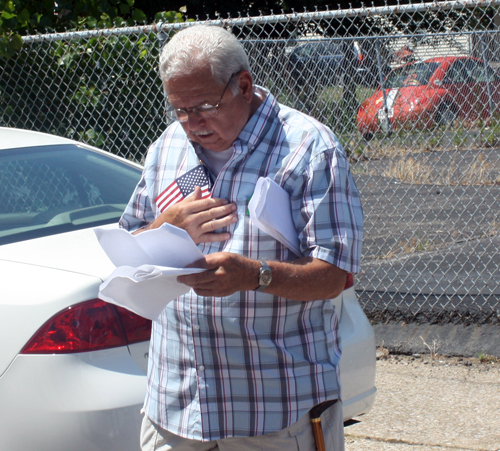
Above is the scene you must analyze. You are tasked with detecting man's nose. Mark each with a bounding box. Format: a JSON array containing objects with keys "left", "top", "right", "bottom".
[{"left": 186, "top": 111, "right": 205, "bottom": 130}]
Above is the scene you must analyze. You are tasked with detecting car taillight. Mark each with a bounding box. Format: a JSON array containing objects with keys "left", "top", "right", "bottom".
[
  {"left": 344, "top": 273, "right": 354, "bottom": 290},
  {"left": 21, "top": 299, "right": 151, "bottom": 354}
]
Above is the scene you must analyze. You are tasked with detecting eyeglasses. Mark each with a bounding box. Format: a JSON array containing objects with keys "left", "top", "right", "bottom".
[{"left": 166, "top": 72, "right": 241, "bottom": 123}]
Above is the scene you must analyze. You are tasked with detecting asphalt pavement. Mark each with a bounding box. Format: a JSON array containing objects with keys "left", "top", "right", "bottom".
[
  {"left": 353, "top": 146, "right": 500, "bottom": 325},
  {"left": 344, "top": 349, "right": 500, "bottom": 451}
]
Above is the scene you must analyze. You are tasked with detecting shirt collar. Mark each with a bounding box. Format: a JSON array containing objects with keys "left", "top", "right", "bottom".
[{"left": 236, "top": 86, "right": 279, "bottom": 153}]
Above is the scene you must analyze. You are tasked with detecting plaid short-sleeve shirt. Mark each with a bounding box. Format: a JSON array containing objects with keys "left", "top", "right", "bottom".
[{"left": 119, "top": 88, "right": 363, "bottom": 441}]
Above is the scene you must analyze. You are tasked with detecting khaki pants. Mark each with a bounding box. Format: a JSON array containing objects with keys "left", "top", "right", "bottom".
[{"left": 140, "top": 402, "right": 344, "bottom": 451}]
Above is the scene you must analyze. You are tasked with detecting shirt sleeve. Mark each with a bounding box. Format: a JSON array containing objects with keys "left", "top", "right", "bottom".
[
  {"left": 292, "top": 143, "right": 364, "bottom": 274},
  {"left": 119, "top": 169, "right": 155, "bottom": 232}
]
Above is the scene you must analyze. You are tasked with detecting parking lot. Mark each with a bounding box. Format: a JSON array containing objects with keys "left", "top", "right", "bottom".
[
  {"left": 353, "top": 143, "right": 500, "bottom": 325},
  {"left": 345, "top": 351, "right": 500, "bottom": 451}
]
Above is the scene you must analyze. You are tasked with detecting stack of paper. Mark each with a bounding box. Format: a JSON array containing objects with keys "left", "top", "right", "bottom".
[
  {"left": 94, "top": 223, "right": 205, "bottom": 320},
  {"left": 248, "top": 177, "right": 302, "bottom": 257}
]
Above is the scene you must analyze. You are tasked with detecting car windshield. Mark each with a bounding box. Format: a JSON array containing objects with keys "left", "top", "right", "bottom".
[
  {"left": 293, "top": 41, "right": 343, "bottom": 57},
  {"left": 0, "top": 144, "right": 141, "bottom": 245},
  {"left": 385, "top": 61, "right": 440, "bottom": 88}
]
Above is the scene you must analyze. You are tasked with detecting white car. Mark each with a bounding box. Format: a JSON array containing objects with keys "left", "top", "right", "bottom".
[{"left": 0, "top": 127, "right": 376, "bottom": 451}]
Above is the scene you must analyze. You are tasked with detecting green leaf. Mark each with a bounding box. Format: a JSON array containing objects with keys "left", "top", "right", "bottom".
[
  {"left": 10, "top": 32, "right": 22, "bottom": 50},
  {"left": 86, "top": 17, "right": 97, "bottom": 28},
  {"left": 131, "top": 8, "right": 146, "bottom": 23},
  {"left": 3, "top": 1, "right": 15, "bottom": 13},
  {"left": 155, "top": 11, "right": 184, "bottom": 23},
  {"left": 17, "top": 8, "right": 30, "bottom": 26},
  {"left": 1, "top": 11, "right": 17, "bottom": 20},
  {"left": 119, "top": 3, "right": 129, "bottom": 14}
]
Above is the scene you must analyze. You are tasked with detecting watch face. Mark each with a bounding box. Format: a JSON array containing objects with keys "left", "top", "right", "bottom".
[{"left": 260, "top": 269, "right": 272, "bottom": 285}]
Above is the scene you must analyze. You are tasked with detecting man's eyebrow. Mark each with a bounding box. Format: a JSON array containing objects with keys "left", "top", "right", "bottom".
[{"left": 168, "top": 98, "right": 215, "bottom": 109}]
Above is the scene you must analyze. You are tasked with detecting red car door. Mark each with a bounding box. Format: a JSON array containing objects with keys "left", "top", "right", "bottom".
[
  {"left": 467, "top": 59, "right": 500, "bottom": 118},
  {"left": 442, "top": 58, "right": 480, "bottom": 120}
]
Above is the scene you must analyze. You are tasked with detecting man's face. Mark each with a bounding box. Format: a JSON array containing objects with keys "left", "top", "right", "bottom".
[{"left": 165, "top": 69, "right": 253, "bottom": 152}]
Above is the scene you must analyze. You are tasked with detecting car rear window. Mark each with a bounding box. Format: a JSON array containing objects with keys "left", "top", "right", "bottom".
[{"left": 0, "top": 144, "right": 141, "bottom": 245}]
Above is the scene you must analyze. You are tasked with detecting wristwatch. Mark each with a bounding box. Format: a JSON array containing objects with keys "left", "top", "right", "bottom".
[{"left": 255, "top": 259, "right": 272, "bottom": 291}]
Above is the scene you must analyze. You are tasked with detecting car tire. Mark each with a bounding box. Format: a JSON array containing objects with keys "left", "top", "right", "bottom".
[{"left": 435, "top": 103, "right": 458, "bottom": 128}]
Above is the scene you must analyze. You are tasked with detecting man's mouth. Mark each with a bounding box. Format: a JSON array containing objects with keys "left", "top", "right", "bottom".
[{"left": 193, "top": 130, "right": 213, "bottom": 137}]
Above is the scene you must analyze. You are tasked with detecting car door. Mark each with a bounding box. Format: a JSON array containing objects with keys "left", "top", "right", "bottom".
[
  {"left": 316, "top": 41, "right": 343, "bottom": 85},
  {"left": 467, "top": 59, "right": 500, "bottom": 118},
  {"left": 442, "top": 59, "right": 480, "bottom": 119}
]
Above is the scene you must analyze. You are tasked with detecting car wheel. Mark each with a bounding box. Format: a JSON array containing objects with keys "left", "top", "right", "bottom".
[{"left": 436, "top": 103, "right": 458, "bottom": 128}]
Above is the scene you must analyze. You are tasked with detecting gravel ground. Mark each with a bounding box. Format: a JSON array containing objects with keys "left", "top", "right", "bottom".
[{"left": 344, "top": 349, "right": 500, "bottom": 451}]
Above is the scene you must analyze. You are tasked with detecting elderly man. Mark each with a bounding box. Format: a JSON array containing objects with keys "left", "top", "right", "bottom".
[{"left": 120, "top": 24, "right": 363, "bottom": 451}]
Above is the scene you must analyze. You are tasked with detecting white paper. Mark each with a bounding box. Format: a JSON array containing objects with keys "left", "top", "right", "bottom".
[
  {"left": 94, "top": 222, "right": 204, "bottom": 268},
  {"left": 98, "top": 265, "right": 205, "bottom": 320},
  {"left": 248, "top": 177, "right": 302, "bottom": 256},
  {"left": 94, "top": 223, "right": 206, "bottom": 319}
]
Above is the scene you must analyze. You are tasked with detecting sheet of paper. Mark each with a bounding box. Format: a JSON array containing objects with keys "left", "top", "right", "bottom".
[
  {"left": 248, "top": 177, "right": 302, "bottom": 256},
  {"left": 94, "top": 222, "right": 204, "bottom": 268},
  {"left": 98, "top": 265, "right": 205, "bottom": 320},
  {"left": 94, "top": 223, "right": 206, "bottom": 320}
]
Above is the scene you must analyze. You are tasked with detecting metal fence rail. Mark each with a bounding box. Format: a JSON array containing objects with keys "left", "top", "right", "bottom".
[{"left": 1, "top": 0, "right": 499, "bottom": 324}]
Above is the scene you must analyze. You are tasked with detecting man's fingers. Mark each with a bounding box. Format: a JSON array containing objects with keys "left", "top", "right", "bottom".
[
  {"left": 184, "top": 187, "right": 230, "bottom": 211},
  {"left": 205, "top": 213, "right": 238, "bottom": 232},
  {"left": 186, "top": 186, "right": 201, "bottom": 201},
  {"left": 178, "top": 268, "right": 216, "bottom": 286},
  {"left": 198, "top": 232, "right": 231, "bottom": 243}
]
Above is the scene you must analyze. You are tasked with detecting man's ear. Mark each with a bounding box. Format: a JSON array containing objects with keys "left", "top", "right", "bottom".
[{"left": 237, "top": 70, "right": 254, "bottom": 103}]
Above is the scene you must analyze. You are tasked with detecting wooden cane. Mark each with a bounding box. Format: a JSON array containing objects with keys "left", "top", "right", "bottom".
[
  {"left": 309, "top": 400, "right": 337, "bottom": 451},
  {"left": 310, "top": 417, "right": 326, "bottom": 451}
]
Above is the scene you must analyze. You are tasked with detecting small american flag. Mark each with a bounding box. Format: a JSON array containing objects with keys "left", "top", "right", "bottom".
[{"left": 155, "top": 165, "right": 211, "bottom": 213}]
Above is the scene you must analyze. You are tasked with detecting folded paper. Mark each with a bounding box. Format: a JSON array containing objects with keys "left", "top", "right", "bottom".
[
  {"left": 94, "top": 223, "right": 205, "bottom": 320},
  {"left": 248, "top": 177, "right": 302, "bottom": 257}
]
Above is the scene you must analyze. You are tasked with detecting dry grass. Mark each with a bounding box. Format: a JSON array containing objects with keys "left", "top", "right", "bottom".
[
  {"left": 380, "top": 152, "right": 500, "bottom": 185},
  {"left": 383, "top": 237, "right": 436, "bottom": 259}
]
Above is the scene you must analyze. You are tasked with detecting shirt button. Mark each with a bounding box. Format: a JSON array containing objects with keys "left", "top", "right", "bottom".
[
  {"left": 194, "top": 324, "right": 200, "bottom": 330},
  {"left": 199, "top": 365, "right": 205, "bottom": 371}
]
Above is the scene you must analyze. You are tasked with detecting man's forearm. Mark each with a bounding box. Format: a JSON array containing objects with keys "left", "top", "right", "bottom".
[{"left": 261, "top": 257, "right": 347, "bottom": 301}]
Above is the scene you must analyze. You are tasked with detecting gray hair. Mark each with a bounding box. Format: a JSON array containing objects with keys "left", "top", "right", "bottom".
[{"left": 159, "top": 25, "right": 251, "bottom": 93}]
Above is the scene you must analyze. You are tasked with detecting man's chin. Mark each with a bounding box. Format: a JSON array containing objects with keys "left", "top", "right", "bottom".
[{"left": 192, "top": 134, "right": 228, "bottom": 152}]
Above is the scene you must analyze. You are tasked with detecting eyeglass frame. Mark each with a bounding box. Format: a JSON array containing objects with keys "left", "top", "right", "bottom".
[{"left": 166, "top": 71, "right": 242, "bottom": 123}]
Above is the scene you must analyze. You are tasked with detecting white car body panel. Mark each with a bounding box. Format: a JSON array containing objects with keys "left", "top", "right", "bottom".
[
  {"left": 1, "top": 351, "right": 146, "bottom": 451},
  {"left": 0, "top": 228, "right": 149, "bottom": 451},
  {"left": 0, "top": 226, "right": 115, "bottom": 278},
  {"left": 0, "top": 126, "right": 78, "bottom": 149},
  {"left": 337, "top": 287, "right": 377, "bottom": 420}
]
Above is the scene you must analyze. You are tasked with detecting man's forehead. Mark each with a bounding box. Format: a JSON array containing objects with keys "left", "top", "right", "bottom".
[{"left": 165, "top": 73, "right": 221, "bottom": 104}]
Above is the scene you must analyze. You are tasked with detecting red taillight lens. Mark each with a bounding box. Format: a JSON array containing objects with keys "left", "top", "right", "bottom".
[
  {"left": 115, "top": 306, "right": 153, "bottom": 345},
  {"left": 344, "top": 273, "right": 354, "bottom": 290},
  {"left": 21, "top": 299, "right": 151, "bottom": 354}
]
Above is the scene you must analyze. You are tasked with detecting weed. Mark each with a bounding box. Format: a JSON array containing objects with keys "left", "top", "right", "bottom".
[
  {"left": 420, "top": 336, "right": 439, "bottom": 362},
  {"left": 452, "top": 124, "right": 468, "bottom": 148},
  {"left": 477, "top": 353, "right": 500, "bottom": 364}
]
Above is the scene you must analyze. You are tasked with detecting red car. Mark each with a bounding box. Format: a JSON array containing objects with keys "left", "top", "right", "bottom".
[{"left": 357, "top": 56, "right": 500, "bottom": 140}]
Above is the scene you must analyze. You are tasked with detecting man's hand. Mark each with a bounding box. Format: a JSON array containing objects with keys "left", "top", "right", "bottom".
[
  {"left": 178, "top": 253, "right": 260, "bottom": 297},
  {"left": 134, "top": 186, "right": 238, "bottom": 244},
  {"left": 178, "top": 253, "right": 348, "bottom": 301}
]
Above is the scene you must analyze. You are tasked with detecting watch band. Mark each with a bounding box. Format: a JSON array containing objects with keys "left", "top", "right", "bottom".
[{"left": 255, "top": 259, "right": 272, "bottom": 292}]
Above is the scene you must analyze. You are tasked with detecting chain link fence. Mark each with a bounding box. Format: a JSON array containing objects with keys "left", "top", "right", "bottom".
[{"left": 1, "top": 0, "right": 499, "bottom": 325}]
